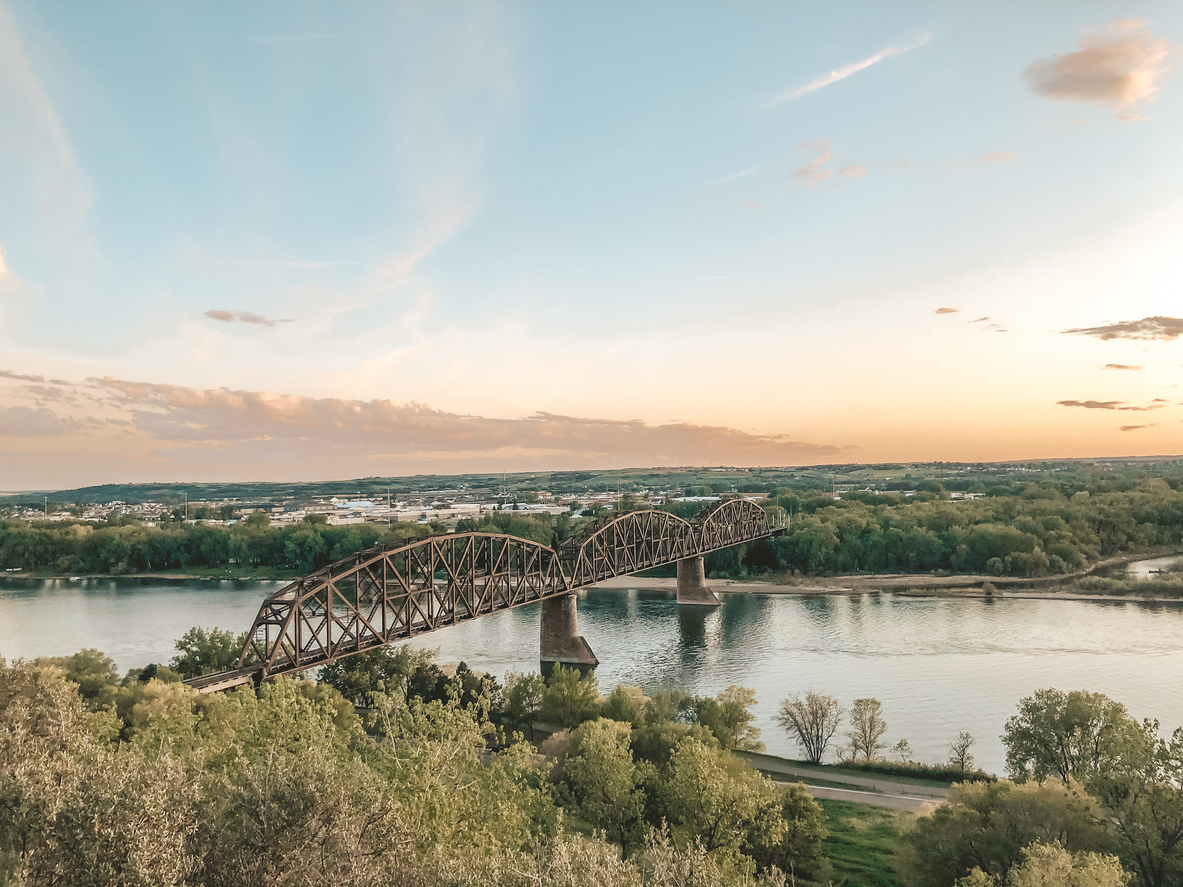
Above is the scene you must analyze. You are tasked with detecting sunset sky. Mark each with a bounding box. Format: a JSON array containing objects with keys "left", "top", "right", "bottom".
[{"left": 1, "top": 3, "right": 1181, "bottom": 489}]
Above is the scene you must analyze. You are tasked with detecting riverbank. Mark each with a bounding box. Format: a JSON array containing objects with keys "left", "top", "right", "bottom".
[
  {"left": 5, "top": 548, "right": 1179, "bottom": 597},
  {"left": 0, "top": 566, "right": 300, "bottom": 582},
  {"left": 593, "top": 548, "right": 1183, "bottom": 601}
]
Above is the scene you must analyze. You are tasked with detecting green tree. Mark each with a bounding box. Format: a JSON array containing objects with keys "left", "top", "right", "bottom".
[
  {"left": 898, "top": 779, "right": 1112, "bottom": 887},
  {"left": 503, "top": 670, "right": 547, "bottom": 740},
  {"left": 1004, "top": 689, "right": 1150, "bottom": 784},
  {"left": 658, "top": 737, "right": 783, "bottom": 857},
  {"left": 169, "top": 626, "right": 244, "bottom": 678},
  {"left": 540, "top": 665, "right": 601, "bottom": 728},
  {"left": 745, "top": 781, "right": 828, "bottom": 881},
  {"left": 958, "top": 842, "right": 1130, "bottom": 887},
  {"left": 601, "top": 684, "right": 649, "bottom": 728},
  {"left": 693, "top": 686, "right": 764, "bottom": 752},
  {"left": 35, "top": 648, "right": 119, "bottom": 709},
  {"left": 1091, "top": 726, "right": 1183, "bottom": 887},
  {"left": 561, "top": 718, "right": 647, "bottom": 854}
]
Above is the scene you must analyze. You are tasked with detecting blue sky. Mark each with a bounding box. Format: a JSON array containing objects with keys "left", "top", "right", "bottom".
[{"left": 1, "top": 2, "right": 1181, "bottom": 487}]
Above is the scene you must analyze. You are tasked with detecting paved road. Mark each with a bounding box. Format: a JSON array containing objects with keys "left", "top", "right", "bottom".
[{"left": 738, "top": 751, "right": 949, "bottom": 812}]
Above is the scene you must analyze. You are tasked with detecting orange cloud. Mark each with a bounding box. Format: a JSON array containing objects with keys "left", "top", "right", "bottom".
[
  {"left": 0, "top": 405, "right": 77, "bottom": 436},
  {"left": 1063, "top": 316, "right": 1183, "bottom": 341},
  {"left": 794, "top": 138, "right": 834, "bottom": 183},
  {"left": 1, "top": 369, "right": 70, "bottom": 385},
  {"left": 204, "top": 309, "right": 292, "bottom": 327},
  {"left": 1024, "top": 20, "right": 1172, "bottom": 111},
  {"left": 1102, "top": 364, "right": 1142, "bottom": 371},
  {"left": 935, "top": 307, "right": 958, "bottom": 315},
  {"left": 92, "top": 377, "right": 849, "bottom": 466},
  {"left": 1057, "top": 400, "right": 1165, "bottom": 412}
]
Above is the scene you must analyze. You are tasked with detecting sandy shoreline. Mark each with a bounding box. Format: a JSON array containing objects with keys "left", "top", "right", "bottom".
[{"left": 591, "top": 548, "right": 1182, "bottom": 603}]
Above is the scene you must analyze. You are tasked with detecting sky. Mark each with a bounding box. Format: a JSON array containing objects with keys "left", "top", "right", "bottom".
[{"left": 1, "top": 2, "right": 1181, "bottom": 489}]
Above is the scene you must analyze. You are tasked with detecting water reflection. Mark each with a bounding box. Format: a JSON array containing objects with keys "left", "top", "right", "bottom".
[{"left": 3, "top": 578, "right": 1183, "bottom": 775}]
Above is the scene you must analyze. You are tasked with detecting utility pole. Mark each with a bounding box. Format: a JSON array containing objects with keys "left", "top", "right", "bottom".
[
  {"left": 184, "top": 492, "right": 188, "bottom": 521},
  {"left": 44, "top": 496, "right": 48, "bottom": 516}
]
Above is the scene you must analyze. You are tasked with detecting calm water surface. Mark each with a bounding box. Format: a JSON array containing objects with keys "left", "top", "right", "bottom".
[{"left": 3, "top": 575, "right": 1182, "bottom": 776}]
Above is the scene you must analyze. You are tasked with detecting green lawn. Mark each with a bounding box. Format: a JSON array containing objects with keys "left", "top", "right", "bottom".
[{"left": 819, "top": 799, "right": 914, "bottom": 887}]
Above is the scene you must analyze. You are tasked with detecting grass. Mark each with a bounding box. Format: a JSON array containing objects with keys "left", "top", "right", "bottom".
[{"left": 819, "top": 798, "right": 913, "bottom": 887}]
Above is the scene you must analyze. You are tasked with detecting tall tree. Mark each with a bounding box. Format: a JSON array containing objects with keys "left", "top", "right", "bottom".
[
  {"left": 847, "top": 698, "right": 888, "bottom": 762},
  {"left": 1004, "top": 689, "right": 1150, "bottom": 784},
  {"left": 777, "top": 693, "right": 843, "bottom": 764}
]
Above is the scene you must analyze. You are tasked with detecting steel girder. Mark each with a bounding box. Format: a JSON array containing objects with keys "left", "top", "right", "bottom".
[
  {"left": 227, "top": 499, "right": 772, "bottom": 683},
  {"left": 238, "top": 532, "right": 568, "bottom": 678}
]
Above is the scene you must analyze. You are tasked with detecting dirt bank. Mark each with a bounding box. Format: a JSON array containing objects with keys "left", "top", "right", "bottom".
[{"left": 591, "top": 548, "right": 1182, "bottom": 603}]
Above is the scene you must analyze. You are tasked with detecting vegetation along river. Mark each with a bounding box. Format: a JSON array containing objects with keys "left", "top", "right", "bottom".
[{"left": 3, "top": 557, "right": 1182, "bottom": 776}]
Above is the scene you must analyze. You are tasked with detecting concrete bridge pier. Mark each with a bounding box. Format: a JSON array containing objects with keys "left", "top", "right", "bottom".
[
  {"left": 677, "top": 556, "right": 721, "bottom": 606},
  {"left": 540, "top": 593, "right": 598, "bottom": 671}
]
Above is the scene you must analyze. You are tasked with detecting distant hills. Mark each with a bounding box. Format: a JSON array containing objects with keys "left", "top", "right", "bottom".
[{"left": 2, "top": 457, "right": 1180, "bottom": 506}]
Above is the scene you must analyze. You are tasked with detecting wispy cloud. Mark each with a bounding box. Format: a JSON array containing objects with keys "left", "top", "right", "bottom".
[
  {"left": 974, "top": 152, "right": 1018, "bottom": 164},
  {"left": 1121, "top": 424, "right": 1152, "bottom": 432},
  {"left": 251, "top": 34, "right": 342, "bottom": 44},
  {"left": 703, "top": 166, "right": 759, "bottom": 188},
  {"left": 935, "top": 307, "right": 959, "bottom": 315},
  {"left": 1063, "top": 316, "right": 1183, "bottom": 341},
  {"left": 1057, "top": 399, "right": 1166, "bottom": 411},
  {"left": 0, "top": 369, "right": 70, "bottom": 385},
  {"left": 204, "top": 309, "right": 293, "bottom": 327},
  {"left": 794, "top": 138, "right": 833, "bottom": 183},
  {"left": 1024, "top": 20, "right": 1172, "bottom": 114},
  {"left": 1102, "top": 364, "right": 1142, "bottom": 371},
  {"left": 776, "top": 34, "right": 931, "bottom": 103}
]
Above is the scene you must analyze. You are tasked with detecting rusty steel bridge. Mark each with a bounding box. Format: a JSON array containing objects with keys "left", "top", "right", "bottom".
[{"left": 187, "top": 499, "right": 775, "bottom": 693}]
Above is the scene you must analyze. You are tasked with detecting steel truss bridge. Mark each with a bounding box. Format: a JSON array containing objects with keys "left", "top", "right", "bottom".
[{"left": 187, "top": 499, "right": 774, "bottom": 693}]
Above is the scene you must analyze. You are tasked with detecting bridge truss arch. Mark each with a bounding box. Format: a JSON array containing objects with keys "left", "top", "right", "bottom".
[
  {"left": 236, "top": 532, "right": 568, "bottom": 681},
  {"left": 189, "top": 499, "right": 776, "bottom": 691},
  {"left": 559, "top": 509, "right": 696, "bottom": 588},
  {"left": 690, "top": 498, "right": 771, "bottom": 551}
]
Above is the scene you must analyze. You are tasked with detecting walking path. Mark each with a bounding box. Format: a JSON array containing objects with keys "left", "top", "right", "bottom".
[{"left": 736, "top": 751, "right": 949, "bottom": 812}]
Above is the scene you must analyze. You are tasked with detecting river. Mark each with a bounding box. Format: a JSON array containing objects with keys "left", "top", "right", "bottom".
[{"left": 3, "top": 560, "right": 1182, "bottom": 776}]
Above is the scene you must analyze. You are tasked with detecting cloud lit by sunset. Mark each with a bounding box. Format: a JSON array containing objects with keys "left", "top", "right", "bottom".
[{"left": 1, "top": 5, "right": 1181, "bottom": 489}]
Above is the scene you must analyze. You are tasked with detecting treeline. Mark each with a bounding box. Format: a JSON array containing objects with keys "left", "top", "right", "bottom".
[
  {"left": 4, "top": 477, "right": 1182, "bottom": 579},
  {"left": 0, "top": 514, "right": 440, "bottom": 574},
  {"left": 712, "top": 479, "right": 1183, "bottom": 578},
  {"left": 0, "top": 510, "right": 572, "bottom": 575}
]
